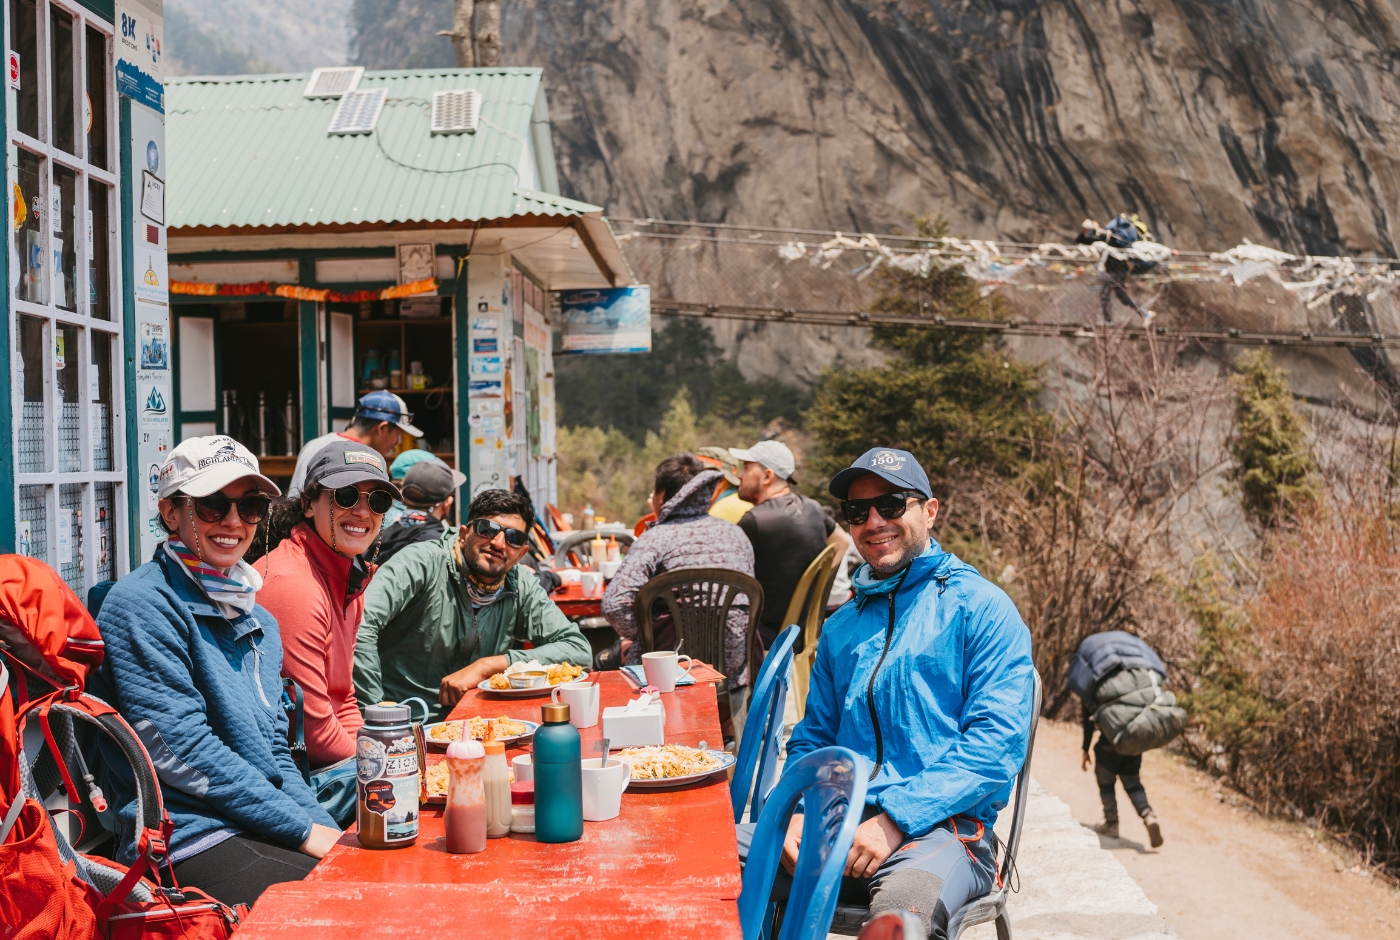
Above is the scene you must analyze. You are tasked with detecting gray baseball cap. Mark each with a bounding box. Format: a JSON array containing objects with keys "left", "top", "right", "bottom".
[
  {"left": 729, "top": 441, "right": 796, "bottom": 480},
  {"left": 303, "top": 439, "right": 402, "bottom": 498},
  {"left": 400, "top": 459, "right": 466, "bottom": 509}
]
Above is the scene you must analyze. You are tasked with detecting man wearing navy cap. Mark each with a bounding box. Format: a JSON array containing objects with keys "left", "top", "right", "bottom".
[
  {"left": 287, "top": 391, "right": 424, "bottom": 498},
  {"left": 738, "top": 448, "right": 1036, "bottom": 940}
]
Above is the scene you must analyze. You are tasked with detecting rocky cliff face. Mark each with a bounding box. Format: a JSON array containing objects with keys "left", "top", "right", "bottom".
[{"left": 500, "top": 0, "right": 1400, "bottom": 257}]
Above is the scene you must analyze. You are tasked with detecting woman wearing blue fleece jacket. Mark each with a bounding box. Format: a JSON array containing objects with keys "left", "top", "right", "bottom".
[{"left": 89, "top": 436, "right": 338, "bottom": 907}]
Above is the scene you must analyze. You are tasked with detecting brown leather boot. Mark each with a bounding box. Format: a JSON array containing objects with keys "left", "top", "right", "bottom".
[
  {"left": 1143, "top": 813, "right": 1163, "bottom": 848},
  {"left": 1092, "top": 819, "right": 1119, "bottom": 838}
]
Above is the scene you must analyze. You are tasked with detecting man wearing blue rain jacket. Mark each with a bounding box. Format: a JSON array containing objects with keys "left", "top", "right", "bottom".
[{"left": 739, "top": 447, "right": 1034, "bottom": 940}]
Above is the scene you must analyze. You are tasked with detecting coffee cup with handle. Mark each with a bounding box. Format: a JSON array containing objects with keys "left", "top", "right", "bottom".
[
  {"left": 581, "top": 757, "right": 631, "bottom": 821},
  {"left": 551, "top": 680, "right": 600, "bottom": 729},
  {"left": 640, "top": 650, "right": 693, "bottom": 693}
]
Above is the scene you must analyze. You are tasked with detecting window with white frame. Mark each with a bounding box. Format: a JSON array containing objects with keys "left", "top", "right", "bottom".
[{"left": 9, "top": 0, "right": 123, "bottom": 594}]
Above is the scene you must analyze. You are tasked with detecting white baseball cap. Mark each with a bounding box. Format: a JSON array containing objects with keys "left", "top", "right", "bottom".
[
  {"left": 157, "top": 435, "right": 281, "bottom": 500},
  {"left": 729, "top": 441, "right": 796, "bottom": 481}
]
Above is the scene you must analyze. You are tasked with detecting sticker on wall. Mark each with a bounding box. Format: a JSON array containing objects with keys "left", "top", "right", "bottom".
[
  {"left": 472, "top": 337, "right": 498, "bottom": 353},
  {"left": 468, "top": 412, "right": 483, "bottom": 427},
  {"left": 16, "top": 520, "right": 31, "bottom": 557},
  {"left": 135, "top": 249, "right": 168, "bottom": 305},
  {"left": 471, "top": 317, "right": 497, "bottom": 332},
  {"left": 140, "top": 171, "right": 164, "bottom": 225},
  {"left": 468, "top": 380, "right": 502, "bottom": 397},
  {"left": 146, "top": 462, "right": 161, "bottom": 510},
  {"left": 470, "top": 356, "right": 501, "bottom": 377},
  {"left": 139, "top": 381, "right": 171, "bottom": 428},
  {"left": 116, "top": 2, "right": 164, "bottom": 112},
  {"left": 56, "top": 512, "right": 72, "bottom": 566},
  {"left": 139, "top": 321, "right": 169, "bottom": 370}
]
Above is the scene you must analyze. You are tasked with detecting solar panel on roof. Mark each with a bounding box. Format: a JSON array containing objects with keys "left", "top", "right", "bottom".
[
  {"left": 304, "top": 66, "right": 364, "bottom": 99},
  {"left": 430, "top": 90, "right": 481, "bottom": 135},
  {"left": 327, "top": 89, "right": 387, "bottom": 135}
]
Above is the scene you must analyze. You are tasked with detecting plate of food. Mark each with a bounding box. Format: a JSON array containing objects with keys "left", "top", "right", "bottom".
[
  {"left": 477, "top": 660, "right": 588, "bottom": 697},
  {"left": 424, "top": 760, "right": 448, "bottom": 803},
  {"left": 613, "top": 744, "right": 736, "bottom": 788},
  {"left": 424, "top": 716, "right": 539, "bottom": 748}
]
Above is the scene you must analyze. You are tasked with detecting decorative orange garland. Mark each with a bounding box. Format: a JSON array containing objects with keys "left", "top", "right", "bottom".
[{"left": 169, "top": 276, "right": 440, "bottom": 303}]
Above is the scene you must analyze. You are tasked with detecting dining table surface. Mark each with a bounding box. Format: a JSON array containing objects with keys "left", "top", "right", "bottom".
[
  {"left": 236, "top": 672, "right": 744, "bottom": 938},
  {"left": 549, "top": 573, "right": 606, "bottom": 619}
]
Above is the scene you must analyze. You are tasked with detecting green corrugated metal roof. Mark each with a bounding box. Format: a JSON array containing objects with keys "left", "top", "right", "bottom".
[{"left": 166, "top": 68, "right": 601, "bottom": 231}]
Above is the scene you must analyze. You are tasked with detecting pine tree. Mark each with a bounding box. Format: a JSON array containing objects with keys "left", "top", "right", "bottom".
[{"left": 1227, "top": 350, "right": 1318, "bottom": 527}]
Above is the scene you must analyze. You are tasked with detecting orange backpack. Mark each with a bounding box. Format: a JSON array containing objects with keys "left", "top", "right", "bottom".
[{"left": 0, "top": 555, "right": 244, "bottom": 939}]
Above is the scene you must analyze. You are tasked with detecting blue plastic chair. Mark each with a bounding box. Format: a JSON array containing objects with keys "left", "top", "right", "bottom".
[
  {"left": 732, "top": 623, "right": 799, "bottom": 823},
  {"left": 738, "top": 746, "right": 869, "bottom": 940}
]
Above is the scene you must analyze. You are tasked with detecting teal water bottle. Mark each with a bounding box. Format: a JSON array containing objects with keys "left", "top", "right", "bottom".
[{"left": 533, "top": 702, "right": 583, "bottom": 842}]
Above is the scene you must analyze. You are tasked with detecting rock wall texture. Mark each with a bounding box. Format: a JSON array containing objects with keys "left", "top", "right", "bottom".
[{"left": 500, "top": 0, "right": 1400, "bottom": 257}]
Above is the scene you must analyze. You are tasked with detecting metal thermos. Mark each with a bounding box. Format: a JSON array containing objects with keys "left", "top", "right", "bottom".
[
  {"left": 283, "top": 392, "right": 297, "bottom": 455},
  {"left": 256, "top": 392, "right": 269, "bottom": 457},
  {"left": 533, "top": 703, "right": 583, "bottom": 843},
  {"left": 221, "top": 389, "right": 234, "bottom": 438}
]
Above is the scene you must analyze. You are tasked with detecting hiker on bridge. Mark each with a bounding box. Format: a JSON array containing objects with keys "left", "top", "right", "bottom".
[
  {"left": 1076, "top": 215, "right": 1156, "bottom": 324},
  {"left": 1068, "top": 631, "right": 1187, "bottom": 849}
]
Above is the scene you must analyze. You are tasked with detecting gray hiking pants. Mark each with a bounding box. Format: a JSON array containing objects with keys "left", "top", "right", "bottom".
[{"left": 737, "top": 806, "right": 997, "bottom": 939}]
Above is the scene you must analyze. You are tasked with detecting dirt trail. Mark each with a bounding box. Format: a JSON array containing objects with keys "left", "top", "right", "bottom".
[{"left": 1032, "top": 721, "right": 1400, "bottom": 939}]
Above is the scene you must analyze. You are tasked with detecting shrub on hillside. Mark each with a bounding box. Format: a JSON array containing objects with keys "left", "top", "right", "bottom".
[
  {"left": 1233, "top": 508, "right": 1400, "bottom": 864},
  {"left": 1227, "top": 349, "right": 1318, "bottom": 527}
]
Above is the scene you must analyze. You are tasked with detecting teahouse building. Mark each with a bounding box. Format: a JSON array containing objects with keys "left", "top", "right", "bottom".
[{"left": 162, "top": 67, "right": 632, "bottom": 561}]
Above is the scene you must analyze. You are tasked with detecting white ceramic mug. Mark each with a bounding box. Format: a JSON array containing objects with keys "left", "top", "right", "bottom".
[
  {"left": 581, "top": 757, "right": 631, "bottom": 821},
  {"left": 641, "top": 651, "right": 694, "bottom": 693},
  {"left": 551, "top": 680, "right": 600, "bottom": 729},
  {"left": 511, "top": 753, "right": 533, "bottom": 782},
  {"left": 581, "top": 571, "right": 605, "bottom": 597}
]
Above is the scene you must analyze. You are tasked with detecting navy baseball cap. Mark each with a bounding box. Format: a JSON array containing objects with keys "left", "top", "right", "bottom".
[
  {"left": 828, "top": 448, "right": 932, "bottom": 500},
  {"left": 356, "top": 391, "right": 423, "bottom": 438}
]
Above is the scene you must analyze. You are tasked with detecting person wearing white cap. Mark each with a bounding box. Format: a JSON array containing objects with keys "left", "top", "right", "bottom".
[
  {"left": 729, "top": 440, "right": 848, "bottom": 650},
  {"left": 286, "top": 390, "right": 424, "bottom": 498},
  {"left": 88, "top": 436, "right": 339, "bottom": 907}
]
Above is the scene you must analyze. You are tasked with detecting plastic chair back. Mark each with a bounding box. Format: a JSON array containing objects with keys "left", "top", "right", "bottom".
[
  {"left": 732, "top": 624, "right": 799, "bottom": 823},
  {"left": 739, "top": 747, "right": 868, "bottom": 940},
  {"left": 635, "top": 568, "right": 764, "bottom": 680},
  {"left": 778, "top": 546, "right": 834, "bottom": 636},
  {"left": 791, "top": 545, "right": 841, "bottom": 720}
]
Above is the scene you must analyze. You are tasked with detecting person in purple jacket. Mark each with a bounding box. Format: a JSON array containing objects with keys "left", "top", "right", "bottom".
[{"left": 599, "top": 455, "right": 755, "bottom": 727}]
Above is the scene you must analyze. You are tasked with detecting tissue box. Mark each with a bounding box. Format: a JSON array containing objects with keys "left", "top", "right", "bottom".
[{"left": 602, "top": 698, "right": 667, "bottom": 748}]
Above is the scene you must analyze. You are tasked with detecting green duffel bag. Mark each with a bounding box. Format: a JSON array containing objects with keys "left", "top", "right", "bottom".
[{"left": 1094, "top": 667, "right": 1187, "bottom": 755}]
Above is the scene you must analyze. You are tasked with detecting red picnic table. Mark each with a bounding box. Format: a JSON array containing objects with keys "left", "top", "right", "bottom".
[
  {"left": 235, "top": 673, "right": 743, "bottom": 939},
  {"left": 549, "top": 575, "right": 604, "bottom": 619}
]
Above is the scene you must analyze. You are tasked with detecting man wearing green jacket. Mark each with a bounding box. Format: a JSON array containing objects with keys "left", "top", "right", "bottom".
[{"left": 354, "top": 488, "right": 590, "bottom": 721}]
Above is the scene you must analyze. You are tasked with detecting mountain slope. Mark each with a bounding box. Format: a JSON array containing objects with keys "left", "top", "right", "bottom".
[{"left": 482, "top": 0, "right": 1400, "bottom": 256}]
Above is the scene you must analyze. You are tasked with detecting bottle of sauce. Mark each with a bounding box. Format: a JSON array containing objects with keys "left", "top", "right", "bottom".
[
  {"left": 582, "top": 503, "right": 595, "bottom": 530},
  {"left": 533, "top": 703, "right": 583, "bottom": 843},
  {"left": 355, "top": 704, "right": 419, "bottom": 849},
  {"left": 510, "top": 781, "right": 535, "bottom": 834},
  {"left": 444, "top": 740, "right": 487, "bottom": 854},
  {"left": 483, "top": 740, "right": 512, "bottom": 838},
  {"left": 606, "top": 534, "right": 620, "bottom": 562},
  {"left": 589, "top": 532, "right": 607, "bottom": 572}
]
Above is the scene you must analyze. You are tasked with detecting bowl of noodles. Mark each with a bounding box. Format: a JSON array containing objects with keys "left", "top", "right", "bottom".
[
  {"left": 613, "top": 744, "right": 735, "bottom": 788},
  {"left": 424, "top": 716, "right": 537, "bottom": 748}
]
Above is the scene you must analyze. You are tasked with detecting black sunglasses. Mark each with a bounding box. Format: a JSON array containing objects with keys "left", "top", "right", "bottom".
[
  {"left": 471, "top": 517, "right": 530, "bottom": 548},
  {"left": 331, "top": 486, "right": 394, "bottom": 515},
  {"left": 840, "top": 491, "right": 925, "bottom": 526},
  {"left": 179, "top": 493, "right": 272, "bottom": 525}
]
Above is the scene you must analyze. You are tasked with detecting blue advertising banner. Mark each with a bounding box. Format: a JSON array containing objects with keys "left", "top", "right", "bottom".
[{"left": 558, "top": 285, "right": 651, "bottom": 354}]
